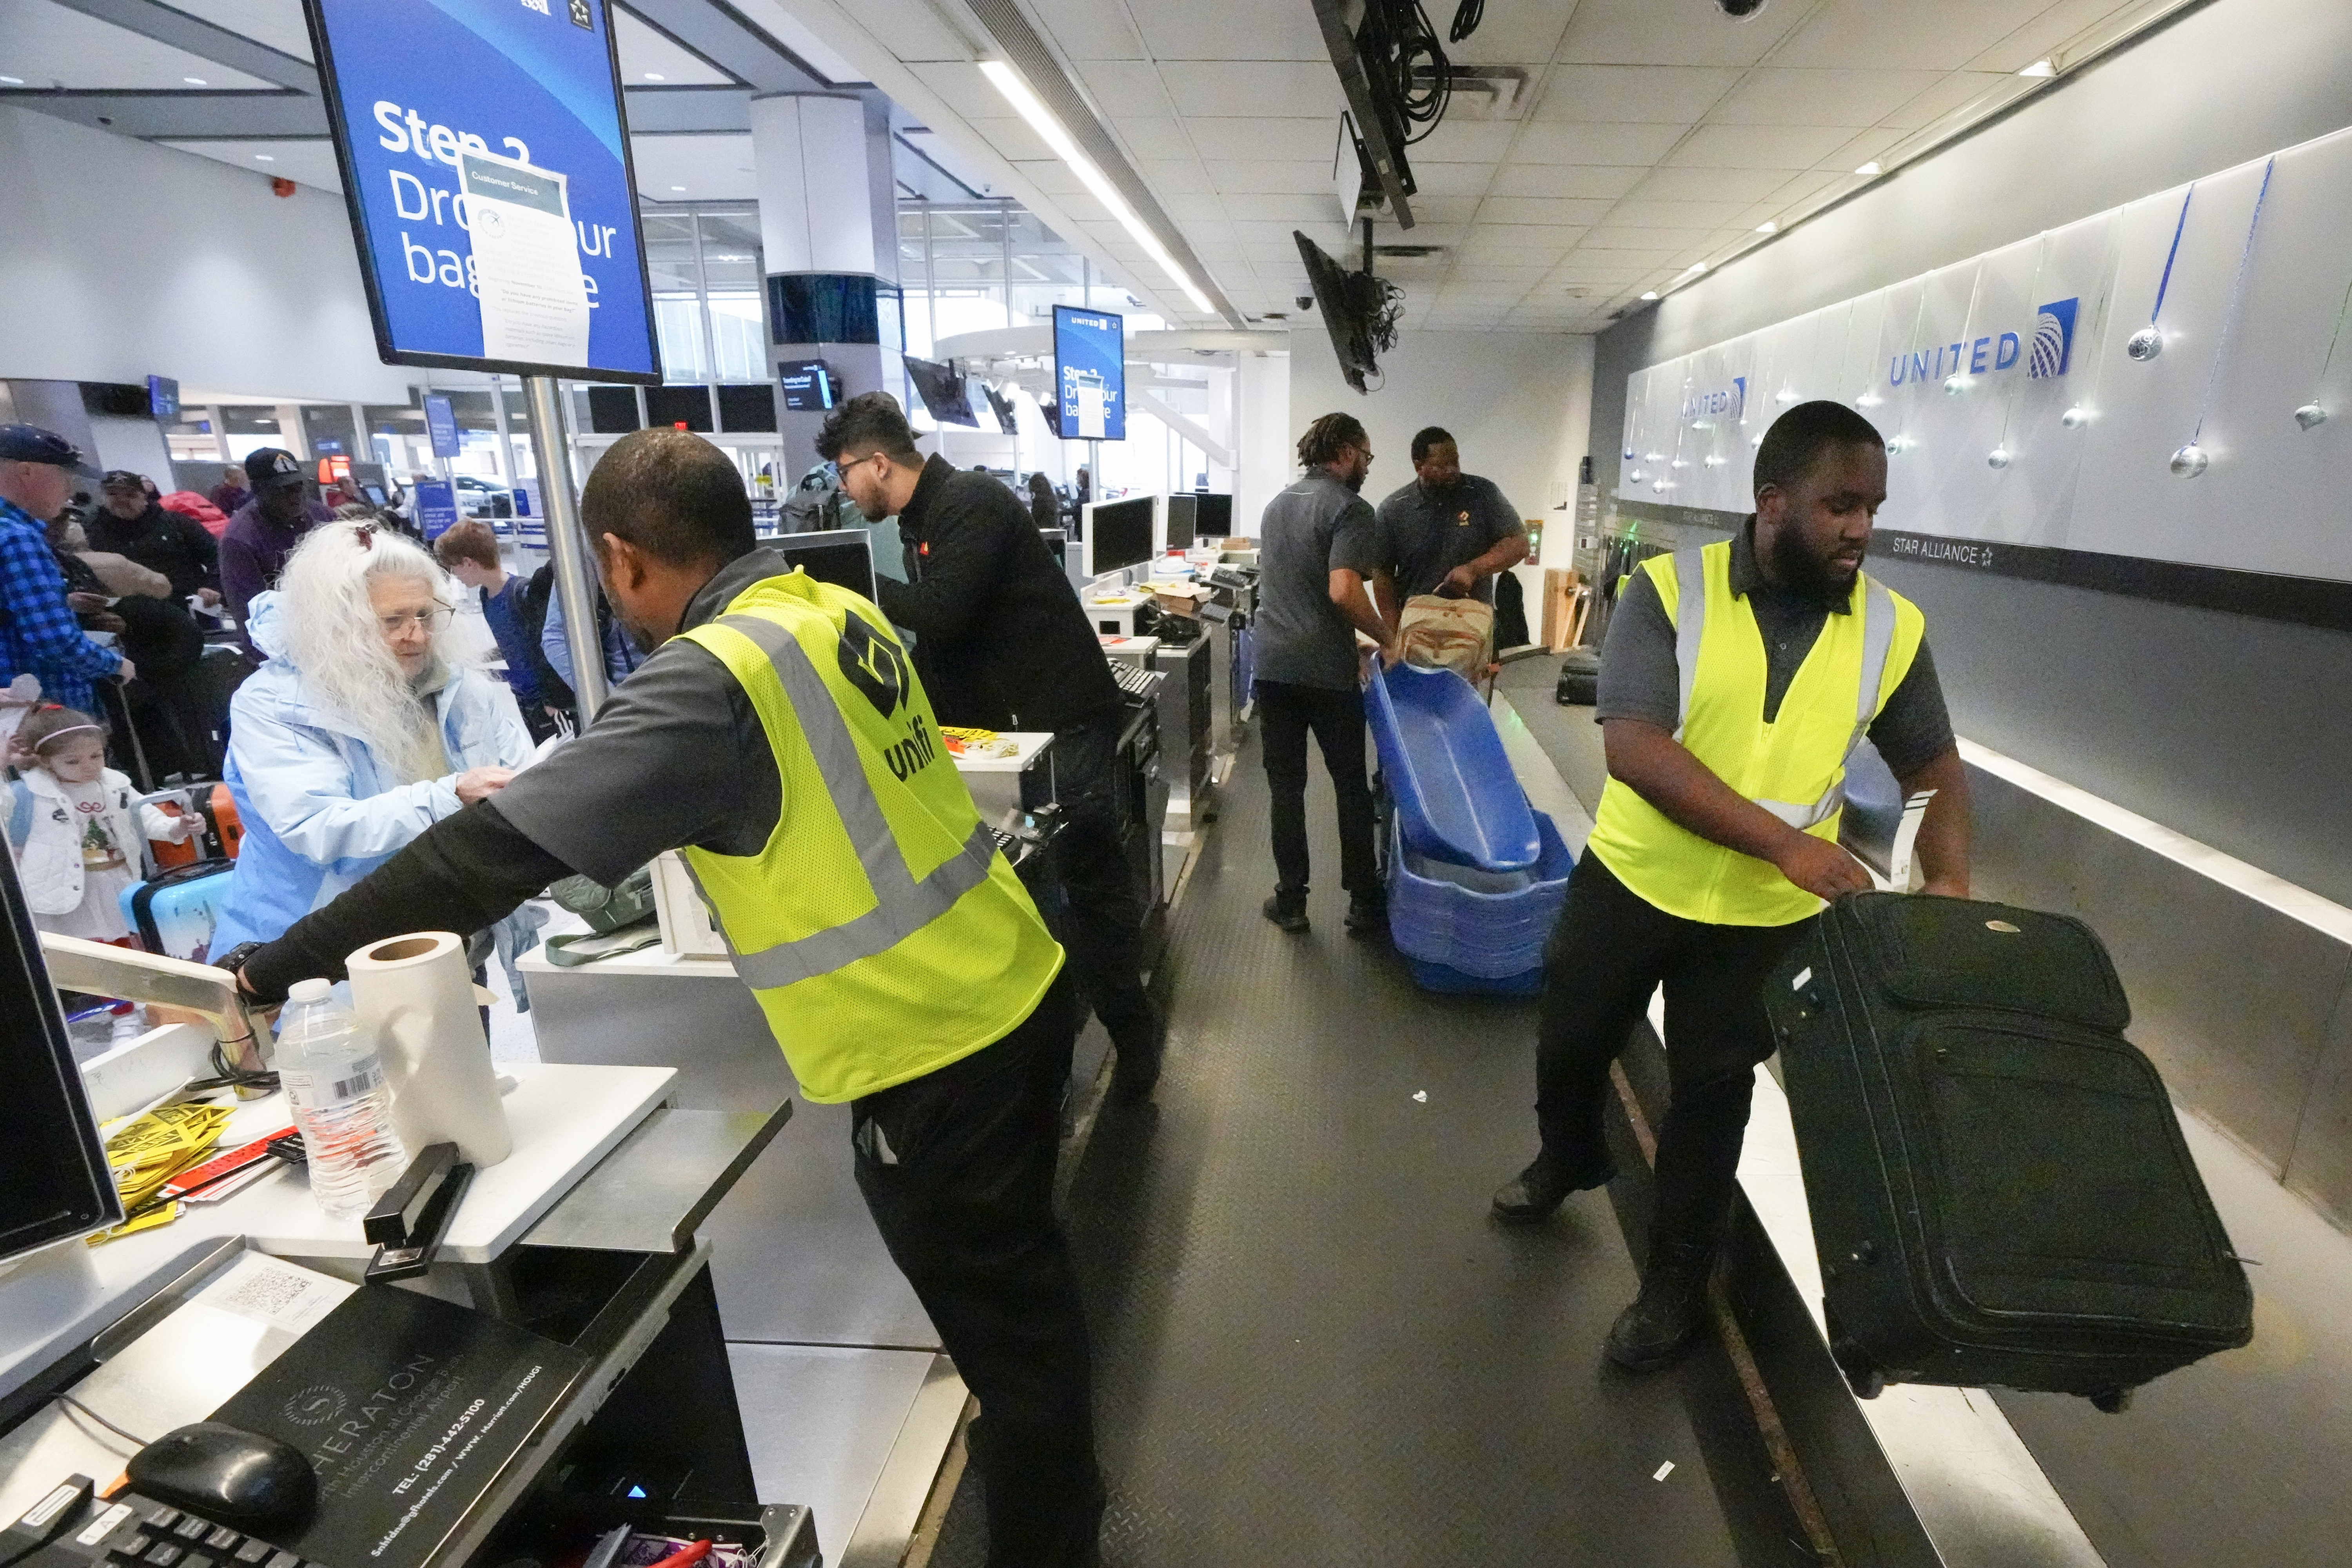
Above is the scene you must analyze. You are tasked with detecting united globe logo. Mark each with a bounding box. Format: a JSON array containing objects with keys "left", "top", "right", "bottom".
[
  {"left": 2028, "top": 297, "right": 2079, "bottom": 378},
  {"left": 1887, "top": 295, "right": 2080, "bottom": 388}
]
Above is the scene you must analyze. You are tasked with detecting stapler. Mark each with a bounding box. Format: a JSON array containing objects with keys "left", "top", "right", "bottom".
[{"left": 362, "top": 1142, "right": 474, "bottom": 1282}]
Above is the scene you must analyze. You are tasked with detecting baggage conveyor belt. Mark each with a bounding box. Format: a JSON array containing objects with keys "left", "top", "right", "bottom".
[{"left": 924, "top": 699, "right": 1811, "bottom": 1565}]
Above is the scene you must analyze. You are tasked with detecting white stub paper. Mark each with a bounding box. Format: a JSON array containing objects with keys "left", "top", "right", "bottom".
[{"left": 461, "top": 149, "right": 591, "bottom": 367}]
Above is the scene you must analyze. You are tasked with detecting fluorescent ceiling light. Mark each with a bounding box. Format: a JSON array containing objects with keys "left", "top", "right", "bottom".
[
  {"left": 253, "top": 153, "right": 274, "bottom": 162},
  {"left": 184, "top": 76, "right": 207, "bottom": 85},
  {"left": 643, "top": 72, "right": 664, "bottom": 81},
  {"left": 1682, "top": 261, "right": 1707, "bottom": 275},
  {"left": 1755, "top": 221, "right": 1776, "bottom": 234},
  {"left": 2018, "top": 58, "right": 2055, "bottom": 77},
  {"left": 670, "top": 184, "right": 686, "bottom": 192},
  {"left": 0, "top": 76, "right": 22, "bottom": 85},
  {"left": 1640, "top": 291, "right": 1659, "bottom": 301},
  {"left": 978, "top": 57, "right": 1214, "bottom": 316},
  {"left": 1855, "top": 160, "right": 1882, "bottom": 176}
]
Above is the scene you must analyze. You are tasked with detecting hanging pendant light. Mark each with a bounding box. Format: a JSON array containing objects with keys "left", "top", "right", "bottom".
[{"left": 2169, "top": 443, "right": 2209, "bottom": 477}]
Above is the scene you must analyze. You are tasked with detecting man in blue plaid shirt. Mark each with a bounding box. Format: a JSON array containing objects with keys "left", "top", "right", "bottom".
[{"left": 0, "top": 425, "right": 130, "bottom": 712}]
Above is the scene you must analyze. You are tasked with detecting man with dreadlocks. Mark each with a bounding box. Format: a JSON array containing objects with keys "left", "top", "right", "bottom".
[{"left": 207, "top": 519, "right": 542, "bottom": 989}]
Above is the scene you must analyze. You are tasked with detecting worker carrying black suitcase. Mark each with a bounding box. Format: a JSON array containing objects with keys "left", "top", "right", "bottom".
[{"left": 1764, "top": 892, "right": 2252, "bottom": 1412}]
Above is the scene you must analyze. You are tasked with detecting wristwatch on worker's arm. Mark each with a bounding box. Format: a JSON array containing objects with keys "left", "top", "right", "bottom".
[{"left": 213, "top": 940, "right": 278, "bottom": 1005}]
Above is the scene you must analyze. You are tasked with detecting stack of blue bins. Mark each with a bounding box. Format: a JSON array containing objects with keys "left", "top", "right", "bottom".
[{"left": 1367, "top": 662, "right": 1575, "bottom": 996}]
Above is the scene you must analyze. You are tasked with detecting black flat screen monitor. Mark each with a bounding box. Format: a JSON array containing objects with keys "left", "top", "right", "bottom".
[
  {"left": 982, "top": 384, "right": 1018, "bottom": 436},
  {"left": 1162, "top": 494, "right": 1197, "bottom": 552},
  {"left": 775, "top": 528, "right": 877, "bottom": 604},
  {"left": 902, "top": 355, "right": 978, "bottom": 428},
  {"left": 1191, "top": 493, "right": 1233, "bottom": 537},
  {"left": 1082, "top": 497, "right": 1155, "bottom": 579},
  {"left": 1296, "top": 231, "right": 1380, "bottom": 394},
  {"left": 645, "top": 384, "right": 713, "bottom": 432},
  {"left": 0, "top": 851, "right": 122, "bottom": 1261},
  {"left": 779, "top": 360, "right": 837, "bottom": 412}
]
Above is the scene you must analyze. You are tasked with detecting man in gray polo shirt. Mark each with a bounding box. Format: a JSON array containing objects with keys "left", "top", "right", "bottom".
[
  {"left": 1373, "top": 426, "right": 1528, "bottom": 611},
  {"left": 1252, "top": 412, "right": 1395, "bottom": 935}
]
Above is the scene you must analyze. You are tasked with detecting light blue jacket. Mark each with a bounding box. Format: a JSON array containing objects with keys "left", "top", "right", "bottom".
[{"left": 211, "top": 592, "right": 543, "bottom": 996}]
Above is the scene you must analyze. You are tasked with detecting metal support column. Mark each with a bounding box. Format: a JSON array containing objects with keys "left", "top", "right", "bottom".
[{"left": 524, "top": 375, "right": 608, "bottom": 719}]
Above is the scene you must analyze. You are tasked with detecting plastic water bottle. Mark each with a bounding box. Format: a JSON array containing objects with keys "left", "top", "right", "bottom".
[{"left": 276, "top": 978, "right": 407, "bottom": 1220}]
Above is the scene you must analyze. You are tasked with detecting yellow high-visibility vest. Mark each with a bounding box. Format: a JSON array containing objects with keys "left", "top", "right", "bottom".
[
  {"left": 676, "top": 571, "right": 1064, "bottom": 1101},
  {"left": 1584, "top": 540, "right": 1924, "bottom": 927}
]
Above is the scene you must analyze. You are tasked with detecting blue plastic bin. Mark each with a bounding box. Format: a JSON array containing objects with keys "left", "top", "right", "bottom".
[
  {"left": 1386, "top": 809, "right": 1574, "bottom": 987},
  {"left": 1366, "top": 661, "right": 1541, "bottom": 873}
]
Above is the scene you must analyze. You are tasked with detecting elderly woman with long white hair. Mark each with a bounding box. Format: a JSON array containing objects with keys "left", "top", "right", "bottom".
[{"left": 210, "top": 520, "right": 542, "bottom": 987}]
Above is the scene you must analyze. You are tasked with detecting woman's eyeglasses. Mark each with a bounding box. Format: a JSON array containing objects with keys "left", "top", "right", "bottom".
[{"left": 377, "top": 606, "right": 453, "bottom": 635}]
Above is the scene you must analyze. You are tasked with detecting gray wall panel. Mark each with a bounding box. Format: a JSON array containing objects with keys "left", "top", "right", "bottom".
[
  {"left": 1966, "top": 764, "right": 2352, "bottom": 1192},
  {"left": 1873, "top": 557, "right": 2352, "bottom": 909},
  {"left": 2280, "top": 980, "right": 2352, "bottom": 1227}
]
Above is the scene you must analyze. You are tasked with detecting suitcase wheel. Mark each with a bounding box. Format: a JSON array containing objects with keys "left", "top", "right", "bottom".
[
  {"left": 1824, "top": 1307, "right": 1884, "bottom": 1400},
  {"left": 2089, "top": 1387, "right": 2134, "bottom": 1415}
]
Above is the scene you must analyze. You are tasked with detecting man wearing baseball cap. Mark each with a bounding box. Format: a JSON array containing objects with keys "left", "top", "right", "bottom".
[
  {"left": 220, "top": 446, "right": 329, "bottom": 647},
  {"left": 91, "top": 470, "right": 222, "bottom": 605},
  {"left": 0, "top": 425, "right": 132, "bottom": 710}
]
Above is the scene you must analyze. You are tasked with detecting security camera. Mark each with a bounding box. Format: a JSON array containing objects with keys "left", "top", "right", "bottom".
[
  {"left": 1296, "top": 295, "right": 1316, "bottom": 310},
  {"left": 1716, "top": 0, "right": 1768, "bottom": 15}
]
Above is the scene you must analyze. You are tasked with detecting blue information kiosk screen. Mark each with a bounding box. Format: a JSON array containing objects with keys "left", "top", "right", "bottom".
[
  {"left": 1054, "top": 304, "right": 1125, "bottom": 442},
  {"left": 309, "top": 0, "right": 661, "bottom": 381}
]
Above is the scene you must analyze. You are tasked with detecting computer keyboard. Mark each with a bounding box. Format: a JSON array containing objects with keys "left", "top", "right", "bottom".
[
  {"left": 1108, "top": 662, "right": 1162, "bottom": 701},
  {"left": 43, "top": 1494, "right": 322, "bottom": 1568}
]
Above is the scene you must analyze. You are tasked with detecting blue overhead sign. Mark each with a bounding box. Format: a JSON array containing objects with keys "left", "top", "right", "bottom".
[
  {"left": 303, "top": 0, "right": 661, "bottom": 382},
  {"left": 1053, "top": 305, "right": 1125, "bottom": 442},
  {"left": 423, "top": 392, "right": 461, "bottom": 457}
]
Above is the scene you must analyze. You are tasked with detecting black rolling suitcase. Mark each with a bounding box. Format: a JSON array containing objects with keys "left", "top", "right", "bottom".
[
  {"left": 1765, "top": 892, "right": 2252, "bottom": 1411},
  {"left": 1554, "top": 649, "right": 1599, "bottom": 705}
]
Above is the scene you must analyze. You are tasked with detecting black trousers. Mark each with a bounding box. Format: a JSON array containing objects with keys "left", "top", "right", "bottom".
[
  {"left": 1535, "top": 853, "right": 1811, "bottom": 1258},
  {"left": 1255, "top": 679, "right": 1378, "bottom": 898},
  {"left": 1048, "top": 713, "right": 1159, "bottom": 1055},
  {"left": 852, "top": 973, "right": 1102, "bottom": 1566}
]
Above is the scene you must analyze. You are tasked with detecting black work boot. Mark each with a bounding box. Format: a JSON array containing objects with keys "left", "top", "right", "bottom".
[
  {"left": 1262, "top": 891, "right": 1309, "bottom": 933},
  {"left": 1604, "top": 1239, "right": 1717, "bottom": 1371},
  {"left": 1490, "top": 1152, "right": 1618, "bottom": 1223},
  {"left": 1343, "top": 890, "right": 1386, "bottom": 936},
  {"left": 1110, "top": 1005, "right": 1166, "bottom": 1104}
]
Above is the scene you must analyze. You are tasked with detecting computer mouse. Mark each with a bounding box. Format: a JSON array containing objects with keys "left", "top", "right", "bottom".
[{"left": 126, "top": 1423, "right": 317, "bottom": 1526}]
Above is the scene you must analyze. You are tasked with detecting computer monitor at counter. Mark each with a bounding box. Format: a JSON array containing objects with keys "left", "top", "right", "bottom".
[
  {"left": 1082, "top": 495, "right": 1156, "bottom": 581},
  {"left": 0, "top": 851, "right": 122, "bottom": 1263},
  {"left": 772, "top": 529, "right": 878, "bottom": 604}
]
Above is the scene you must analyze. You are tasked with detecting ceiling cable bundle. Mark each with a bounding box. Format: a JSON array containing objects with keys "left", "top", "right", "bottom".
[{"left": 1359, "top": 0, "right": 1482, "bottom": 145}]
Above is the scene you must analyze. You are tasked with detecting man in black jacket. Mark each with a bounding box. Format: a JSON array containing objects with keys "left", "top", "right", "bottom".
[
  {"left": 822, "top": 393, "right": 1165, "bottom": 1099},
  {"left": 89, "top": 470, "right": 222, "bottom": 605}
]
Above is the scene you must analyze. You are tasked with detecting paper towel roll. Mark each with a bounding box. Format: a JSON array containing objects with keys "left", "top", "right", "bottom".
[{"left": 347, "top": 931, "right": 512, "bottom": 1168}]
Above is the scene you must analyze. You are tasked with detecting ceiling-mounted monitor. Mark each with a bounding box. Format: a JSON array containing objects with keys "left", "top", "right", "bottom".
[
  {"left": 903, "top": 355, "right": 979, "bottom": 428},
  {"left": 1296, "top": 231, "right": 1392, "bottom": 394},
  {"left": 1053, "top": 305, "right": 1125, "bottom": 441},
  {"left": 983, "top": 383, "right": 1019, "bottom": 436},
  {"left": 1082, "top": 495, "right": 1156, "bottom": 580},
  {"left": 305, "top": 0, "right": 661, "bottom": 381},
  {"left": 779, "top": 359, "right": 837, "bottom": 412}
]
